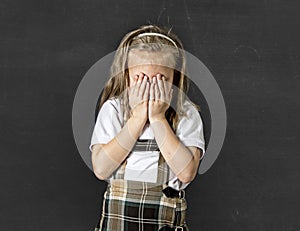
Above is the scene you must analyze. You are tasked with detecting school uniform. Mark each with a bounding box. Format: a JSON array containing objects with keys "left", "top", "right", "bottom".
[{"left": 89, "top": 97, "right": 205, "bottom": 231}]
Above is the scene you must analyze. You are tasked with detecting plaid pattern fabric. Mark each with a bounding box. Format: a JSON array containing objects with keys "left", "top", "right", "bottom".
[
  {"left": 94, "top": 139, "right": 189, "bottom": 231},
  {"left": 132, "top": 138, "right": 160, "bottom": 151}
]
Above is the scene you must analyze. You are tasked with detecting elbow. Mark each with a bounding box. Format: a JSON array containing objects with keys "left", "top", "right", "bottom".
[
  {"left": 177, "top": 162, "right": 198, "bottom": 184},
  {"left": 91, "top": 146, "right": 109, "bottom": 181},
  {"left": 93, "top": 168, "right": 109, "bottom": 181},
  {"left": 94, "top": 172, "right": 106, "bottom": 180},
  {"left": 178, "top": 172, "right": 195, "bottom": 184},
  {"left": 179, "top": 177, "right": 193, "bottom": 184},
  {"left": 92, "top": 157, "right": 109, "bottom": 181}
]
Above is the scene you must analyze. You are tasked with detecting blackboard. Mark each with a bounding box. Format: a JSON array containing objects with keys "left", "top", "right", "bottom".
[{"left": 1, "top": 0, "right": 299, "bottom": 230}]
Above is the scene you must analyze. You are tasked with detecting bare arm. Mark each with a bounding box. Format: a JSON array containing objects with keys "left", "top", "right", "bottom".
[
  {"left": 149, "top": 74, "right": 203, "bottom": 184},
  {"left": 91, "top": 73, "right": 149, "bottom": 180},
  {"left": 150, "top": 118, "right": 203, "bottom": 184},
  {"left": 91, "top": 116, "right": 146, "bottom": 180}
]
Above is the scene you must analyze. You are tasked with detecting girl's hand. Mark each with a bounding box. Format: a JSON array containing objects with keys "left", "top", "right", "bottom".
[
  {"left": 148, "top": 74, "right": 173, "bottom": 123},
  {"left": 128, "top": 73, "right": 150, "bottom": 123}
]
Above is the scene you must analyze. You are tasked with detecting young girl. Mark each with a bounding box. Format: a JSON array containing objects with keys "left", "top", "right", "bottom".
[{"left": 89, "top": 25, "right": 205, "bottom": 231}]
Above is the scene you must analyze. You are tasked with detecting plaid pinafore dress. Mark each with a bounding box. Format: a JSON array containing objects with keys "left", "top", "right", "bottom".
[{"left": 94, "top": 138, "right": 189, "bottom": 231}]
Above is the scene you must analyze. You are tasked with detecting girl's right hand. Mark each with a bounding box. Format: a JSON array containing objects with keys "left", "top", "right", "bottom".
[{"left": 128, "top": 73, "right": 150, "bottom": 123}]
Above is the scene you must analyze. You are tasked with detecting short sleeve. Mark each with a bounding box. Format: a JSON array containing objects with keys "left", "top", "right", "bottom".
[
  {"left": 176, "top": 101, "right": 206, "bottom": 160},
  {"left": 89, "top": 99, "right": 123, "bottom": 152}
]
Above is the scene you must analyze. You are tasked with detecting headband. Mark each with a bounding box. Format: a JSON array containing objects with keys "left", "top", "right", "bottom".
[{"left": 135, "top": 32, "right": 178, "bottom": 48}]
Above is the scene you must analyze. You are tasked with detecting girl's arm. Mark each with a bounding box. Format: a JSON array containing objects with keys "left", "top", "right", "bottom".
[
  {"left": 149, "top": 74, "right": 204, "bottom": 184},
  {"left": 91, "top": 116, "right": 146, "bottom": 180},
  {"left": 92, "top": 74, "right": 149, "bottom": 181},
  {"left": 150, "top": 118, "right": 202, "bottom": 184}
]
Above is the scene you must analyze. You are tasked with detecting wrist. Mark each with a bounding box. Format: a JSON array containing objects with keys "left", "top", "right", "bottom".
[
  {"left": 130, "top": 114, "right": 147, "bottom": 125},
  {"left": 149, "top": 115, "right": 166, "bottom": 123}
]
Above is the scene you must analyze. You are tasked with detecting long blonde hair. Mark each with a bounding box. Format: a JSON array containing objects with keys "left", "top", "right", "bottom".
[{"left": 97, "top": 24, "right": 201, "bottom": 133}]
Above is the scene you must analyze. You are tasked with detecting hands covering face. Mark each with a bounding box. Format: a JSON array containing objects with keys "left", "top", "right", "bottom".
[{"left": 128, "top": 72, "right": 173, "bottom": 123}]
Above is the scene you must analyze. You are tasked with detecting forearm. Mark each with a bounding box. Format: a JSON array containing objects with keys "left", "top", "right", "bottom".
[
  {"left": 150, "top": 117, "right": 198, "bottom": 184},
  {"left": 92, "top": 116, "right": 146, "bottom": 180}
]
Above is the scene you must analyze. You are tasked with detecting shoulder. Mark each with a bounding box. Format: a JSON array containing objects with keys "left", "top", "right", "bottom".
[
  {"left": 100, "top": 96, "right": 122, "bottom": 114},
  {"left": 179, "top": 99, "right": 201, "bottom": 122},
  {"left": 176, "top": 99, "right": 203, "bottom": 135},
  {"left": 175, "top": 99, "right": 205, "bottom": 151},
  {"left": 183, "top": 99, "right": 198, "bottom": 113},
  {"left": 94, "top": 96, "right": 124, "bottom": 128}
]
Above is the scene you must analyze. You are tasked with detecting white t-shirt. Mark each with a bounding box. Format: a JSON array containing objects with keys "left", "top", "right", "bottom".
[{"left": 89, "top": 97, "right": 206, "bottom": 190}]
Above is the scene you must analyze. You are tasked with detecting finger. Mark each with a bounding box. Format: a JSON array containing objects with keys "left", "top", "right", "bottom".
[
  {"left": 143, "top": 81, "right": 150, "bottom": 101},
  {"left": 162, "top": 75, "right": 170, "bottom": 102},
  {"left": 139, "top": 75, "right": 148, "bottom": 98},
  {"left": 162, "top": 76, "right": 170, "bottom": 95},
  {"left": 156, "top": 74, "right": 165, "bottom": 100},
  {"left": 134, "top": 73, "right": 143, "bottom": 95},
  {"left": 132, "top": 74, "right": 138, "bottom": 86},
  {"left": 133, "top": 74, "right": 138, "bottom": 84},
  {"left": 131, "top": 74, "right": 139, "bottom": 95},
  {"left": 137, "top": 73, "right": 144, "bottom": 86},
  {"left": 149, "top": 81, "right": 155, "bottom": 101},
  {"left": 153, "top": 77, "right": 160, "bottom": 99}
]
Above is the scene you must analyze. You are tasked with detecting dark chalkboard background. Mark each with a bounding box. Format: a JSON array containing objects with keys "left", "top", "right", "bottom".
[{"left": 1, "top": 0, "right": 299, "bottom": 230}]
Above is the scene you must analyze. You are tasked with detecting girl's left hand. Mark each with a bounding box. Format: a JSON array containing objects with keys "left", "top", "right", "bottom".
[{"left": 148, "top": 74, "right": 173, "bottom": 122}]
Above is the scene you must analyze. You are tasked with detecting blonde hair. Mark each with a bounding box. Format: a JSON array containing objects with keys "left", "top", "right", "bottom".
[{"left": 97, "top": 24, "right": 201, "bottom": 133}]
